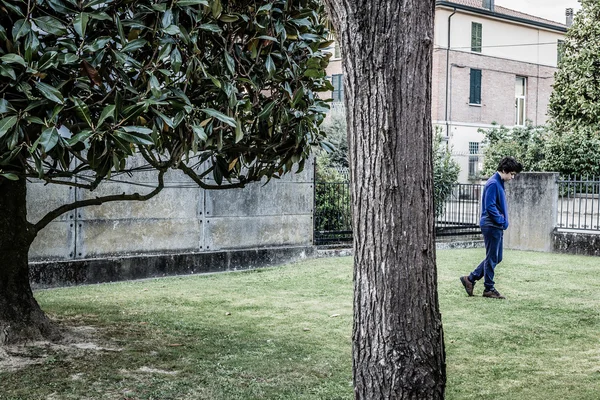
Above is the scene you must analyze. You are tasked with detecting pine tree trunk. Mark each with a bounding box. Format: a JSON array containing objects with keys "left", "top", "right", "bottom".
[
  {"left": 323, "top": 0, "right": 446, "bottom": 398},
  {"left": 0, "top": 178, "right": 60, "bottom": 345}
]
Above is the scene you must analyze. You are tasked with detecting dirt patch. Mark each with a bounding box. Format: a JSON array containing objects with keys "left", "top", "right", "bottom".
[{"left": 0, "top": 325, "right": 122, "bottom": 372}]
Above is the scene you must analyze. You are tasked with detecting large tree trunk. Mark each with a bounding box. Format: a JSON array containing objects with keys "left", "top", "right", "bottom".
[
  {"left": 323, "top": 0, "right": 446, "bottom": 398},
  {"left": 0, "top": 178, "right": 60, "bottom": 345}
]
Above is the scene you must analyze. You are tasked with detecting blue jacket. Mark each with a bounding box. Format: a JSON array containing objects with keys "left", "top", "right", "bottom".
[{"left": 480, "top": 172, "right": 508, "bottom": 230}]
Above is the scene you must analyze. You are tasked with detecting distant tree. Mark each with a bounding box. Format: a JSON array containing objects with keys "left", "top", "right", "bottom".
[
  {"left": 320, "top": 110, "right": 348, "bottom": 168},
  {"left": 545, "top": 0, "right": 600, "bottom": 176},
  {"left": 322, "top": 0, "right": 446, "bottom": 397},
  {"left": 549, "top": 0, "right": 600, "bottom": 133},
  {"left": 0, "top": 0, "right": 331, "bottom": 344}
]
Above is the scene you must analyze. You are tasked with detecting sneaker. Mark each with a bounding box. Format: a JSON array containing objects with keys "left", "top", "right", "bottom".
[
  {"left": 460, "top": 276, "right": 474, "bottom": 296},
  {"left": 482, "top": 289, "right": 506, "bottom": 299}
]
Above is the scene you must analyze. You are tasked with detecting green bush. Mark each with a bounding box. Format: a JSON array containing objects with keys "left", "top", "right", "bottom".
[
  {"left": 480, "top": 123, "right": 600, "bottom": 178},
  {"left": 433, "top": 132, "right": 460, "bottom": 218},
  {"left": 480, "top": 122, "right": 546, "bottom": 176},
  {"left": 314, "top": 126, "right": 460, "bottom": 223}
]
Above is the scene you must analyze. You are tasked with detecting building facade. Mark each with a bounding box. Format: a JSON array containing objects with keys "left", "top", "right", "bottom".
[{"left": 325, "top": 0, "right": 570, "bottom": 182}]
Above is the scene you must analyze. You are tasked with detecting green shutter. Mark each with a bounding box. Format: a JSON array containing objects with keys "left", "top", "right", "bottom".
[
  {"left": 471, "top": 22, "right": 482, "bottom": 53},
  {"left": 557, "top": 40, "right": 565, "bottom": 64},
  {"left": 470, "top": 69, "right": 481, "bottom": 104}
]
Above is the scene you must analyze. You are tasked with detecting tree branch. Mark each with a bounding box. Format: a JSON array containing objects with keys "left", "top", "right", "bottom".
[
  {"left": 33, "top": 169, "right": 166, "bottom": 233},
  {"left": 178, "top": 163, "right": 249, "bottom": 190}
]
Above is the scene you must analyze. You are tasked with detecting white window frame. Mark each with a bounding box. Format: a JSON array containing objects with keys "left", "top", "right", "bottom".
[{"left": 515, "top": 77, "right": 527, "bottom": 126}]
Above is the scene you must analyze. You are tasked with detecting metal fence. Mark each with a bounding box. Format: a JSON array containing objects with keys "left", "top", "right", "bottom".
[
  {"left": 313, "top": 180, "right": 352, "bottom": 245},
  {"left": 557, "top": 176, "right": 600, "bottom": 231},
  {"left": 436, "top": 184, "right": 483, "bottom": 237},
  {"left": 313, "top": 179, "right": 483, "bottom": 245}
]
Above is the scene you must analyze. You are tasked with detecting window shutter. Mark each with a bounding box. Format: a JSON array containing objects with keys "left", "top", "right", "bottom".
[
  {"left": 470, "top": 69, "right": 482, "bottom": 104},
  {"left": 471, "top": 22, "right": 482, "bottom": 53}
]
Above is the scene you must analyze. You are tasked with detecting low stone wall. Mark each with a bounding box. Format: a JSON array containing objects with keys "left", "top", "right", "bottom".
[
  {"left": 553, "top": 231, "right": 600, "bottom": 257},
  {"left": 30, "top": 245, "right": 315, "bottom": 289}
]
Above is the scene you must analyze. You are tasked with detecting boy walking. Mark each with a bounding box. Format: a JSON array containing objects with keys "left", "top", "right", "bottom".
[{"left": 460, "top": 157, "right": 523, "bottom": 299}]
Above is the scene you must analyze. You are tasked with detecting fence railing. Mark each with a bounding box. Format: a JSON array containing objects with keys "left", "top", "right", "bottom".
[
  {"left": 313, "top": 181, "right": 353, "bottom": 245},
  {"left": 313, "top": 180, "right": 483, "bottom": 245},
  {"left": 436, "top": 184, "right": 483, "bottom": 237},
  {"left": 557, "top": 176, "right": 600, "bottom": 231}
]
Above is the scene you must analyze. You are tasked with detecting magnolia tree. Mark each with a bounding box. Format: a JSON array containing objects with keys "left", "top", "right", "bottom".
[{"left": 0, "top": 0, "right": 332, "bottom": 344}]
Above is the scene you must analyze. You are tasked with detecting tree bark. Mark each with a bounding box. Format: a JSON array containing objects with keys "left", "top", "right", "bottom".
[
  {"left": 323, "top": 0, "right": 446, "bottom": 398},
  {"left": 0, "top": 178, "right": 60, "bottom": 345}
]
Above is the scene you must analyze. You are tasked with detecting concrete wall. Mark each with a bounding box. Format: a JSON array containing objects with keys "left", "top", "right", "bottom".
[
  {"left": 504, "top": 172, "right": 559, "bottom": 252},
  {"left": 27, "top": 157, "right": 315, "bottom": 265}
]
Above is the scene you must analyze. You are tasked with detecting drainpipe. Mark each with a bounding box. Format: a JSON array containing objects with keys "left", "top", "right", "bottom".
[{"left": 444, "top": 9, "right": 456, "bottom": 142}]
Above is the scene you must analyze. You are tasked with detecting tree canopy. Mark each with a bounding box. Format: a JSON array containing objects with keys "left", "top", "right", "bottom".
[
  {"left": 0, "top": 0, "right": 332, "bottom": 199},
  {"left": 549, "top": 0, "right": 600, "bottom": 134}
]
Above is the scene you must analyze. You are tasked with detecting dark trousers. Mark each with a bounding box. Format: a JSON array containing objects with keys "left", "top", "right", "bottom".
[{"left": 469, "top": 225, "right": 503, "bottom": 291}]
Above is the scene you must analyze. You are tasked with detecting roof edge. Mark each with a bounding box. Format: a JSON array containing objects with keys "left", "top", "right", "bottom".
[{"left": 436, "top": 1, "right": 568, "bottom": 33}]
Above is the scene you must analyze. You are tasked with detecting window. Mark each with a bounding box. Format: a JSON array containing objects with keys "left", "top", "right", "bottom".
[
  {"left": 468, "top": 142, "right": 480, "bottom": 178},
  {"left": 557, "top": 39, "right": 565, "bottom": 64},
  {"left": 515, "top": 77, "right": 526, "bottom": 125},
  {"left": 471, "top": 22, "right": 482, "bottom": 53},
  {"left": 334, "top": 41, "right": 342, "bottom": 59},
  {"left": 331, "top": 74, "right": 344, "bottom": 102},
  {"left": 469, "top": 69, "right": 482, "bottom": 105}
]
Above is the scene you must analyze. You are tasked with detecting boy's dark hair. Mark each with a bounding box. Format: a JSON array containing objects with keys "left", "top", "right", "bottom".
[{"left": 497, "top": 157, "right": 523, "bottom": 173}]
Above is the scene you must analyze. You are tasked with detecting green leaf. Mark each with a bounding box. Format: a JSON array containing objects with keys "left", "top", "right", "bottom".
[
  {"left": 72, "top": 97, "right": 93, "bottom": 127},
  {"left": 171, "top": 48, "right": 182, "bottom": 73},
  {"left": 220, "top": 14, "right": 239, "bottom": 23},
  {"left": 34, "top": 16, "right": 67, "bottom": 35},
  {"left": 292, "top": 86, "right": 305, "bottom": 107},
  {"left": 162, "top": 10, "right": 173, "bottom": 28},
  {"left": 12, "top": 19, "right": 31, "bottom": 41},
  {"left": 122, "top": 126, "right": 153, "bottom": 134},
  {"left": 68, "top": 129, "right": 94, "bottom": 146},
  {"left": 0, "top": 54, "right": 27, "bottom": 67},
  {"left": 224, "top": 52, "right": 235, "bottom": 75},
  {"left": 258, "top": 101, "right": 276, "bottom": 121},
  {"left": 0, "top": 116, "right": 18, "bottom": 138},
  {"left": 58, "top": 53, "right": 79, "bottom": 65},
  {"left": 34, "top": 81, "right": 64, "bottom": 104},
  {"left": 121, "top": 39, "right": 147, "bottom": 53},
  {"left": 199, "top": 24, "right": 222, "bottom": 33},
  {"left": 265, "top": 55, "right": 275, "bottom": 77},
  {"left": 211, "top": 0, "right": 222, "bottom": 18},
  {"left": 177, "top": 0, "right": 208, "bottom": 5},
  {"left": 257, "top": 35, "right": 278, "bottom": 42},
  {"left": 0, "top": 172, "right": 19, "bottom": 181},
  {"left": 0, "top": 65, "right": 16, "bottom": 80},
  {"left": 39, "top": 127, "right": 60, "bottom": 152},
  {"left": 193, "top": 124, "right": 207, "bottom": 141},
  {"left": 0, "top": 99, "right": 13, "bottom": 114},
  {"left": 202, "top": 108, "right": 237, "bottom": 128},
  {"left": 73, "top": 13, "right": 90, "bottom": 38},
  {"left": 113, "top": 130, "right": 154, "bottom": 145},
  {"left": 149, "top": 75, "right": 162, "bottom": 98},
  {"left": 89, "top": 12, "right": 112, "bottom": 21},
  {"left": 37, "top": 52, "right": 58, "bottom": 71},
  {"left": 163, "top": 25, "right": 181, "bottom": 35},
  {"left": 235, "top": 120, "right": 243, "bottom": 143},
  {"left": 98, "top": 104, "right": 115, "bottom": 126},
  {"left": 152, "top": 108, "right": 174, "bottom": 128}
]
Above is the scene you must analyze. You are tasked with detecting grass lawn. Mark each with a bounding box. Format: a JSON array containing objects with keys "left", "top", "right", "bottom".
[{"left": 1, "top": 249, "right": 599, "bottom": 399}]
